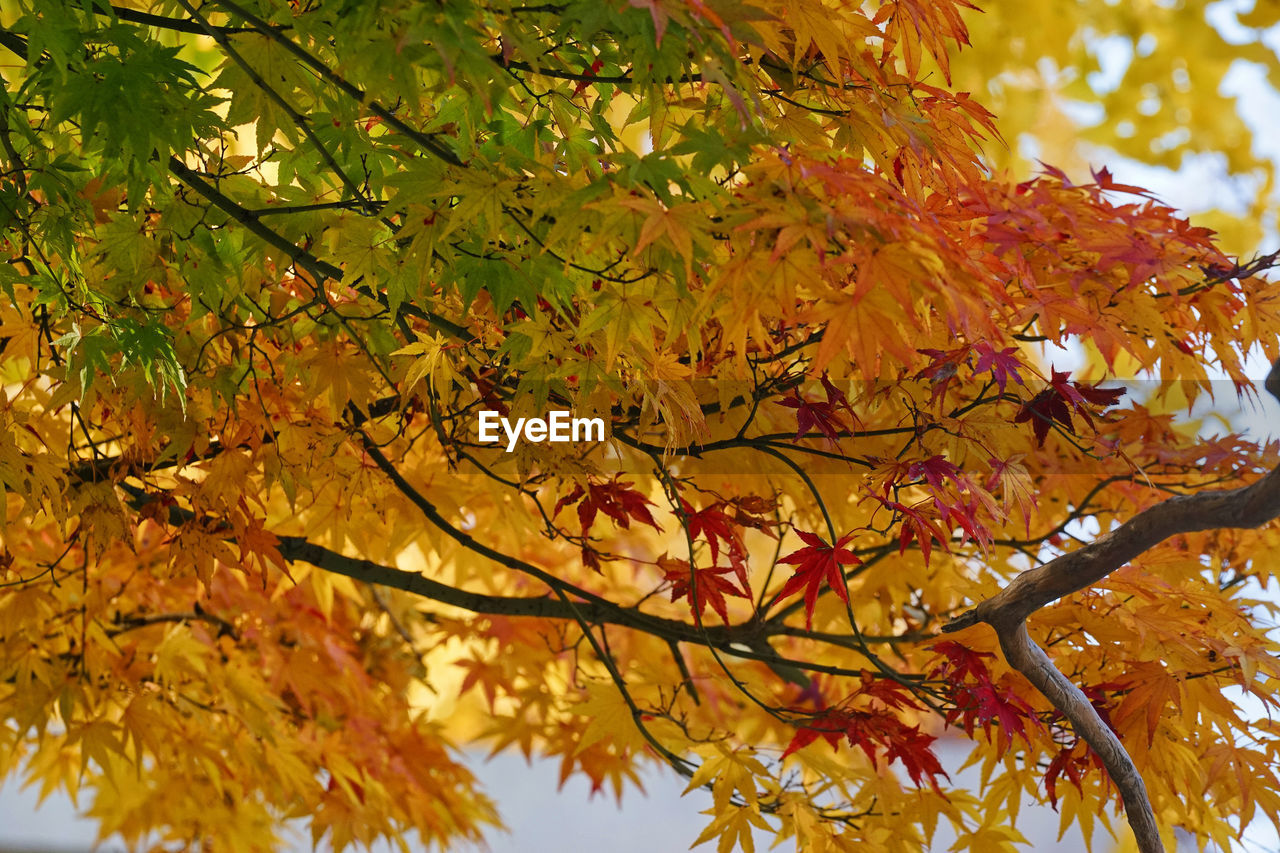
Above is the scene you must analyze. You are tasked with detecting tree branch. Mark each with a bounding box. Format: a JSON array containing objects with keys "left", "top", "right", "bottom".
[
  {"left": 165, "top": 156, "right": 469, "bottom": 340},
  {"left": 275, "top": 535, "right": 876, "bottom": 681},
  {"left": 99, "top": 3, "right": 257, "bottom": 35},
  {"left": 208, "top": 0, "right": 463, "bottom": 167},
  {"left": 172, "top": 0, "right": 376, "bottom": 213},
  {"left": 943, "top": 359, "right": 1280, "bottom": 853}
]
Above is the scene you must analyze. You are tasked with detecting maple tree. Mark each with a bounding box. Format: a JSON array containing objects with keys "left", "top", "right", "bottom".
[{"left": 1, "top": 2, "right": 1280, "bottom": 852}]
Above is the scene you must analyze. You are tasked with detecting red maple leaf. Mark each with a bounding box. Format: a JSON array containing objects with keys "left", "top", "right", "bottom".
[
  {"left": 929, "top": 641, "right": 1037, "bottom": 751},
  {"left": 971, "top": 341, "right": 1025, "bottom": 393},
  {"left": 557, "top": 479, "right": 661, "bottom": 570},
  {"left": 781, "top": 675, "right": 948, "bottom": 792},
  {"left": 818, "top": 373, "right": 859, "bottom": 424},
  {"left": 776, "top": 373, "right": 857, "bottom": 442},
  {"left": 1044, "top": 743, "right": 1105, "bottom": 809},
  {"left": 1090, "top": 165, "right": 1156, "bottom": 198},
  {"left": 853, "top": 711, "right": 948, "bottom": 792},
  {"left": 781, "top": 707, "right": 848, "bottom": 759},
  {"left": 879, "top": 499, "right": 950, "bottom": 566},
  {"left": 556, "top": 477, "right": 661, "bottom": 534},
  {"left": 680, "top": 499, "right": 747, "bottom": 579},
  {"left": 906, "top": 455, "right": 962, "bottom": 492},
  {"left": 554, "top": 485, "right": 585, "bottom": 518},
  {"left": 776, "top": 530, "right": 862, "bottom": 629},
  {"left": 1041, "top": 684, "right": 1117, "bottom": 809},
  {"left": 916, "top": 346, "right": 969, "bottom": 404},
  {"left": 660, "top": 556, "right": 747, "bottom": 624},
  {"left": 1013, "top": 386, "right": 1071, "bottom": 446},
  {"left": 1014, "top": 368, "right": 1125, "bottom": 446},
  {"left": 572, "top": 58, "right": 604, "bottom": 96}
]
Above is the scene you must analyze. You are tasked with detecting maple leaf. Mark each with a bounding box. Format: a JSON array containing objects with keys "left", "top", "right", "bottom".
[
  {"left": 775, "top": 531, "right": 862, "bottom": 629},
  {"left": 858, "top": 712, "right": 949, "bottom": 792},
  {"left": 727, "top": 494, "right": 778, "bottom": 534},
  {"left": 391, "top": 331, "right": 463, "bottom": 397},
  {"left": 9, "top": 2, "right": 1280, "bottom": 849},
  {"left": 660, "top": 556, "right": 748, "bottom": 624},
  {"left": 916, "top": 346, "right": 968, "bottom": 404},
  {"left": 1014, "top": 389, "right": 1070, "bottom": 447},
  {"left": 936, "top": 494, "right": 993, "bottom": 552},
  {"left": 780, "top": 707, "right": 848, "bottom": 759},
  {"left": 627, "top": 0, "right": 671, "bottom": 44},
  {"left": 982, "top": 455, "right": 1035, "bottom": 536},
  {"left": 1091, "top": 165, "right": 1157, "bottom": 198},
  {"left": 554, "top": 485, "right": 586, "bottom": 518},
  {"left": 680, "top": 499, "right": 740, "bottom": 564},
  {"left": 557, "top": 477, "right": 661, "bottom": 534},
  {"left": 579, "top": 546, "right": 603, "bottom": 573},
  {"left": 906, "top": 455, "right": 962, "bottom": 492},
  {"left": 235, "top": 511, "right": 292, "bottom": 583},
  {"left": 781, "top": 684, "right": 949, "bottom": 792},
  {"left": 878, "top": 499, "right": 951, "bottom": 566},
  {"left": 971, "top": 342, "right": 1025, "bottom": 393},
  {"left": 818, "top": 373, "right": 859, "bottom": 426},
  {"left": 1014, "top": 368, "right": 1126, "bottom": 446},
  {"left": 776, "top": 372, "right": 858, "bottom": 443},
  {"left": 1042, "top": 685, "right": 1117, "bottom": 809},
  {"left": 1044, "top": 744, "right": 1093, "bottom": 810},
  {"left": 776, "top": 394, "right": 844, "bottom": 443},
  {"left": 679, "top": 497, "right": 769, "bottom": 588},
  {"left": 930, "top": 641, "right": 1037, "bottom": 751}
]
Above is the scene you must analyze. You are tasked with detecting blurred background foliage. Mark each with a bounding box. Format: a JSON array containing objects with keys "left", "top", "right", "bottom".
[{"left": 949, "top": 0, "right": 1280, "bottom": 256}]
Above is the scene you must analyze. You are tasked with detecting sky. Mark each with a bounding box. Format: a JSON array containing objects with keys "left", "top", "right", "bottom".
[{"left": 0, "top": 742, "right": 1117, "bottom": 853}]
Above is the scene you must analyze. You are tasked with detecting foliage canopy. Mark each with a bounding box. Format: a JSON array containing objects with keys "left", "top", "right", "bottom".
[{"left": 1, "top": 1, "right": 1280, "bottom": 852}]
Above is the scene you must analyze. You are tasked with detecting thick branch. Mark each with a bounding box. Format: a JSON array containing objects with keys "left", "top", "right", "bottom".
[
  {"left": 945, "top": 453, "right": 1280, "bottom": 632},
  {"left": 944, "top": 361, "right": 1280, "bottom": 853},
  {"left": 998, "top": 622, "right": 1160, "bottom": 847},
  {"left": 949, "top": 359, "right": 1280, "bottom": 630},
  {"left": 114, "top": 475, "right": 879, "bottom": 678},
  {"left": 276, "top": 537, "right": 877, "bottom": 680}
]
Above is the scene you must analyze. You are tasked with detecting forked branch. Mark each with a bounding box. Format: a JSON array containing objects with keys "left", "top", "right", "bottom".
[{"left": 944, "top": 357, "right": 1280, "bottom": 853}]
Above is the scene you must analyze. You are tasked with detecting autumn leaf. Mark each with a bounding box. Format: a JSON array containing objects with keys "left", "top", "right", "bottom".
[
  {"left": 781, "top": 676, "right": 949, "bottom": 792},
  {"left": 679, "top": 497, "right": 757, "bottom": 586},
  {"left": 392, "top": 331, "right": 463, "bottom": 397},
  {"left": 916, "top": 346, "right": 968, "bottom": 404},
  {"left": 775, "top": 531, "right": 862, "bottom": 629},
  {"left": 971, "top": 342, "right": 1026, "bottom": 393},
  {"left": 1044, "top": 744, "right": 1093, "bottom": 810},
  {"left": 1014, "top": 368, "right": 1126, "bottom": 446},
  {"left": 660, "top": 556, "right": 748, "bottom": 624},
  {"left": 930, "top": 641, "right": 1037, "bottom": 751},
  {"left": 775, "top": 373, "right": 859, "bottom": 443},
  {"left": 878, "top": 499, "right": 951, "bottom": 566},
  {"left": 985, "top": 455, "right": 1035, "bottom": 536},
  {"left": 557, "top": 477, "right": 662, "bottom": 535}
]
